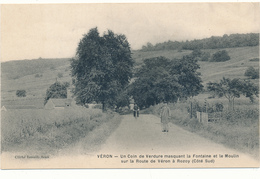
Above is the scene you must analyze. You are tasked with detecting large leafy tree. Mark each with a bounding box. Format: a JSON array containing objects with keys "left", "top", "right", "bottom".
[
  {"left": 170, "top": 55, "right": 203, "bottom": 98},
  {"left": 207, "top": 77, "right": 258, "bottom": 110},
  {"left": 129, "top": 56, "right": 203, "bottom": 108},
  {"left": 71, "top": 28, "right": 133, "bottom": 110}
]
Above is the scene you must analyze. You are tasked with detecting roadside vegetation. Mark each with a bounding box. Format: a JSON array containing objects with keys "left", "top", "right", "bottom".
[
  {"left": 244, "top": 66, "right": 259, "bottom": 79},
  {"left": 1, "top": 107, "right": 120, "bottom": 155},
  {"left": 142, "top": 99, "right": 259, "bottom": 159}
]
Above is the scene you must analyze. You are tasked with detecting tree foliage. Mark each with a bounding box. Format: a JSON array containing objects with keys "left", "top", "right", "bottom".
[
  {"left": 129, "top": 56, "right": 203, "bottom": 108},
  {"left": 115, "top": 89, "right": 130, "bottom": 109},
  {"left": 210, "top": 50, "right": 230, "bottom": 62},
  {"left": 16, "top": 90, "right": 26, "bottom": 97},
  {"left": 44, "top": 81, "right": 69, "bottom": 104},
  {"left": 70, "top": 28, "right": 133, "bottom": 110},
  {"left": 190, "top": 49, "right": 211, "bottom": 61},
  {"left": 141, "top": 33, "right": 259, "bottom": 51},
  {"left": 207, "top": 77, "right": 259, "bottom": 110},
  {"left": 244, "top": 66, "right": 259, "bottom": 79}
]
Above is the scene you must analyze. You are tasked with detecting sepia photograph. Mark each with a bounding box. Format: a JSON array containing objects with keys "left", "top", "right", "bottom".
[{"left": 1, "top": 2, "right": 259, "bottom": 169}]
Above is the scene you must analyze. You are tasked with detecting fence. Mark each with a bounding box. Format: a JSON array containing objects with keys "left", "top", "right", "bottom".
[{"left": 196, "top": 111, "right": 222, "bottom": 124}]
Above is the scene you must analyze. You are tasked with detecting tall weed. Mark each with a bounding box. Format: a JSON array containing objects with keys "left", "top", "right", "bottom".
[
  {"left": 1, "top": 107, "right": 113, "bottom": 154},
  {"left": 144, "top": 100, "right": 259, "bottom": 158}
]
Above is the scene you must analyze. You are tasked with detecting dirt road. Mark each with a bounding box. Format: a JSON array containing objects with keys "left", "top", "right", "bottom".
[
  {"left": 2, "top": 114, "right": 259, "bottom": 168},
  {"left": 95, "top": 114, "right": 259, "bottom": 167}
]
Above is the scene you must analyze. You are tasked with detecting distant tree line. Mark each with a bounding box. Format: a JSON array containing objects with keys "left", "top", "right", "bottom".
[{"left": 141, "top": 33, "right": 259, "bottom": 51}]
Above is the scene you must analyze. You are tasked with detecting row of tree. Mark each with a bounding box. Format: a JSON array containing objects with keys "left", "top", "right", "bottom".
[
  {"left": 141, "top": 33, "right": 259, "bottom": 51},
  {"left": 68, "top": 28, "right": 210, "bottom": 110},
  {"left": 63, "top": 28, "right": 258, "bottom": 111}
]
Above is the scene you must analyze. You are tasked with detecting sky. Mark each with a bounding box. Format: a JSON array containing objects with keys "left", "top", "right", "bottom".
[{"left": 1, "top": 3, "right": 259, "bottom": 62}]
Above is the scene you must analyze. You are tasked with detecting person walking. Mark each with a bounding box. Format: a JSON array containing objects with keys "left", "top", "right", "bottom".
[
  {"left": 133, "top": 103, "right": 139, "bottom": 119},
  {"left": 160, "top": 101, "right": 171, "bottom": 132}
]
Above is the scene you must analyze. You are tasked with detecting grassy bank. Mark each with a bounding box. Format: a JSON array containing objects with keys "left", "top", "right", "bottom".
[
  {"left": 1, "top": 107, "right": 120, "bottom": 155},
  {"left": 143, "top": 101, "right": 259, "bottom": 159}
]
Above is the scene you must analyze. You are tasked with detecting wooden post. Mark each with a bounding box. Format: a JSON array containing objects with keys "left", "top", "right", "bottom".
[
  {"left": 204, "top": 99, "right": 207, "bottom": 113},
  {"left": 190, "top": 101, "right": 193, "bottom": 119}
]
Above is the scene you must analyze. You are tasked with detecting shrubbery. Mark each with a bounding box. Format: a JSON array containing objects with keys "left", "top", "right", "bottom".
[
  {"left": 190, "top": 49, "right": 210, "bottom": 61},
  {"left": 249, "top": 58, "right": 259, "bottom": 62},
  {"left": 244, "top": 66, "right": 259, "bottom": 79},
  {"left": 44, "top": 81, "right": 70, "bottom": 104},
  {"left": 58, "top": 72, "right": 63, "bottom": 78},
  {"left": 210, "top": 50, "right": 230, "bottom": 62},
  {"left": 35, "top": 74, "right": 43, "bottom": 78},
  {"left": 16, "top": 90, "right": 26, "bottom": 97}
]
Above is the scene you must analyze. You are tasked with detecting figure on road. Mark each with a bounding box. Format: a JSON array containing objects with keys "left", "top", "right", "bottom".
[
  {"left": 160, "top": 101, "right": 171, "bottom": 132},
  {"left": 133, "top": 103, "right": 139, "bottom": 119}
]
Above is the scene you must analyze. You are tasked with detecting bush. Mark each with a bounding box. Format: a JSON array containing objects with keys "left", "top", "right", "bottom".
[
  {"left": 249, "top": 58, "right": 259, "bottom": 62},
  {"left": 44, "top": 81, "right": 68, "bottom": 104},
  {"left": 16, "top": 90, "right": 26, "bottom": 97},
  {"left": 190, "top": 49, "right": 210, "bottom": 61},
  {"left": 244, "top": 66, "right": 259, "bottom": 79},
  {"left": 200, "top": 52, "right": 210, "bottom": 61},
  {"left": 58, "top": 72, "right": 63, "bottom": 78},
  {"left": 35, "top": 74, "right": 42, "bottom": 78},
  {"left": 93, "top": 104, "right": 103, "bottom": 109},
  {"left": 210, "top": 50, "right": 230, "bottom": 62},
  {"left": 191, "top": 49, "right": 202, "bottom": 58}
]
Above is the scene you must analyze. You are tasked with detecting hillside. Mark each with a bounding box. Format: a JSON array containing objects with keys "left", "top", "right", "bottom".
[
  {"left": 134, "top": 46, "right": 259, "bottom": 84},
  {"left": 1, "top": 58, "right": 72, "bottom": 108},
  {"left": 1, "top": 58, "right": 70, "bottom": 80},
  {"left": 1, "top": 46, "right": 259, "bottom": 108}
]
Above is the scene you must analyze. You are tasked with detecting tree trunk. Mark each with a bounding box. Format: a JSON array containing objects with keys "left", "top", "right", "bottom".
[
  {"left": 190, "top": 101, "right": 193, "bottom": 119},
  {"left": 102, "top": 102, "right": 105, "bottom": 112},
  {"left": 232, "top": 98, "right": 235, "bottom": 111},
  {"left": 228, "top": 98, "right": 234, "bottom": 111}
]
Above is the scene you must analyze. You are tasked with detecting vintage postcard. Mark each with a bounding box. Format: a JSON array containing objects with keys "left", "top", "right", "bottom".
[{"left": 1, "top": 3, "right": 259, "bottom": 169}]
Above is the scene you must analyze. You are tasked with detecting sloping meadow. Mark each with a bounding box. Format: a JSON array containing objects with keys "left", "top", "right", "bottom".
[{"left": 1, "top": 107, "right": 117, "bottom": 155}]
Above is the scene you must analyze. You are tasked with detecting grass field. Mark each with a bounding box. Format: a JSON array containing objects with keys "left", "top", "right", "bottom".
[
  {"left": 1, "top": 107, "right": 120, "bottom": 155},
  {"left": 134, "top": 46, "right": 259, "bottom": 84}
]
